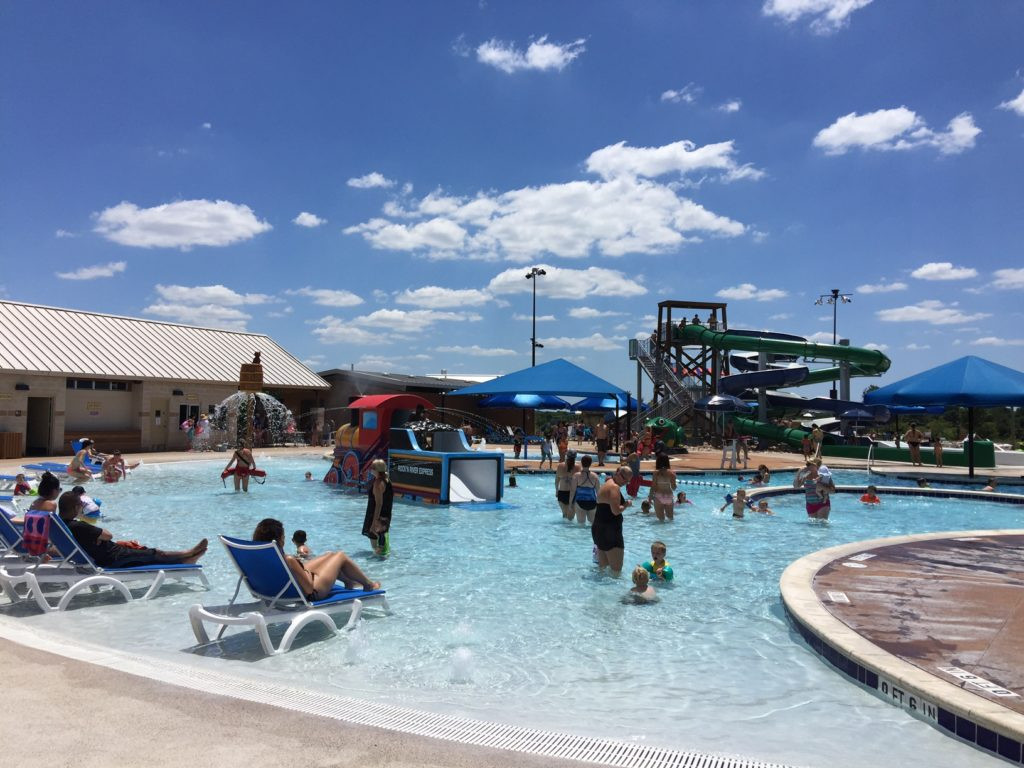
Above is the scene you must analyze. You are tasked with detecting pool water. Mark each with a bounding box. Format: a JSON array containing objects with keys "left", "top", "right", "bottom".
[{"left": 10, "top": 457, "right": 1021, "bottom": 768}]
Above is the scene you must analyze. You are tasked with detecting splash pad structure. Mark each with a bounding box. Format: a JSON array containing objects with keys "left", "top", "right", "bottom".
[
  {"left": 211, "top": 355, "right": 297, "bottom": 447},
  {"left": 331, "top": 394, "right": 504, "bottom": 503}
]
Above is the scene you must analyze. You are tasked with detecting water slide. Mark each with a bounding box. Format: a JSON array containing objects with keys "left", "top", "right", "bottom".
[
  {"left": 674, "top": 324, "right": 891, "bottom": 449},
  {"left": 448, "top": 472, "right": 486, "bottom": 503}
]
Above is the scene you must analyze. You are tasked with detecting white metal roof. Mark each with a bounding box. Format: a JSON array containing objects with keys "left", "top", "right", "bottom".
[{"left": 0, "top": 300, "right": 328, "bottom": 389}]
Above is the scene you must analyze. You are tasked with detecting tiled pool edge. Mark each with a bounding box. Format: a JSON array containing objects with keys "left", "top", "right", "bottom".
[
  {"left": 0, "top": 616, "right": 801, "bottom": 768},
  {"left": 780, "top": 529, "right": 1024, "bottom": 765}
]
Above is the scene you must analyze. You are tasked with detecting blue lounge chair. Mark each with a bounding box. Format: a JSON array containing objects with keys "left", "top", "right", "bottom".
[
  {"left": 5, "top": 512, "right": 208, "bottom": 612},
  {"left": 188, "top": 535, "right": 390, "bottom": 655}
]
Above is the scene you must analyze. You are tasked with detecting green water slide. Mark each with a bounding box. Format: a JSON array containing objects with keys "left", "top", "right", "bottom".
[
  {"left": 674, "top": 324, "right": 895, "bottom": 457},
  {"left": 674, "top": 324, "right": 891, "bottom": 384}
]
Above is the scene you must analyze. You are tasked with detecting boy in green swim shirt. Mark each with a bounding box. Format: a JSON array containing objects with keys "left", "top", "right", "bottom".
[{"left": 642, "top": 540, "right": 674, "bottom": 581}]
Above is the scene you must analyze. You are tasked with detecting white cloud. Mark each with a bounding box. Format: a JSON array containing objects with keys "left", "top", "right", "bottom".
[
  {"left": 661, "top": 84, "right": 701, "bottom": 104},
  {"left": 718, "top": 99, "right": 742, "bottom": 113},
  {"left": 201, "top": 122, "right": 212, "bottom": 130},
  {"left": 998, "top": 88, "right": 1024, "bottom": 117},
  {"left": 345, "top": 139, "right": 752, "bottom": 261},
  {"left": 286, "top": 287, "right": 364, "bottom": 307},
  {"left": 347, "top": 172, "right": 395, "bottom": 189},
  {"left": 911, "top": 262, "right": 978, "bottom": 281},
  {"left": 715, "top": 283, "right": 788, "bottom": 301},
  {"left": 863, "top": 342, "right": 889, "bottom": 351},
  {"left": 434, "top": 345, "right": 518, "bottom": 356},
  {"left": 813, "top": 108, "right": 980, "bottom": 156},
  {"left": 513, "top": 313, "right": 556, "bottom": 322},
  {"left": 56, "top": 261, "right": 126, "bottom": 281},
  {"left": 769, "top": 313, "right": 792, "bottom": 321},
  {"left": 267, "top": 306, "right": 294, "bottom": 318},
  {"left": 489, "top": 265, "right": 646, "bottom": 300},
  {"left": 992, "top": 268, "right": 1024, "bottom": 290},
  {"left": 395, "top": 286, "right": 491, "bottom": 308},
  {"left": 293, "top": 211, "right": 327, "bottom": 228},
  {"left": 905, "top": 343, "right": 931, "bottom": 350},
  {"left": 143, "top": 303, "right": 251, "bottom": 331},
  {"left": 155, "top": 284, "right": 274, "bottom": 306},
  {"left": 876, "top": 300, "right": 990, "bottom": 325},
  {"left": 805, "top": 331, "right": 836, "bottom": 343},
  {"left": 476, "top": 35, "right": 585, "bottom": 74},
  {"left": 311, "top": 308, "right": 481, "bottom": 345},
  {"left": 93, "top": 199, "right": 271, "bottom": 249},
  {"left": 540, "top": 332, "right": 624, "bottom": 352},
  {"left": 856, "top": 281, "right": 908, "bottom": 294},
  {"left": 586, "top": 139, "right": 763, "bottom": 182},
  {"left": 763, "top": 0, "right": 874, "bottom": 34},
  {"left": 568, "top": 307, "right": 628, "bottom": 319},
  {"left": 55, "top": 229, "right": 77, "bottom": 238},
  {"left": 974, "top": 336, "right": 1024, "bottom": 346},
  {"left": 311, "top": 317, "right": 384, "bottom": 345}
]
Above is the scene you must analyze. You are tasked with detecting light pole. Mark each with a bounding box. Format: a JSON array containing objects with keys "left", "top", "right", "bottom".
[
  {"left": 815, "top": 288, "right": 852, "bottom": 399},
  {"left": 525, "top": 267, "right": 546, "bottom": 366}
]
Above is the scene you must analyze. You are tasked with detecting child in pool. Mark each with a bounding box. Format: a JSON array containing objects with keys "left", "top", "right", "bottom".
[
  {"left": 748, "top": 473, "right": 765, "bottom": 487},
  {"left": 304, "top": 471, "right": 313, "bottom": 481},
  {"left": 860, "top": 485, "right": 881, "bottom": 504},
  {"left": 292, "top": 529, "right": 312, "bottom": 560},
  {"left": 754, "top": 499, "right": 773, "bottom": 515},
  {"left": 627, "top": 566, "right": 658, "bottom": 603},
  {"left": 639, "top": 499, "right": 651, "bottom": 515},
  {"left": 509, "top": 467, "right": 518, "bottom": 487},
  {"left": 675, "top": 491, "right": 693, "bottom": 505},
  {"left": 14, "top": 473, "right": 32, "bottom": 496},
  {"left": 642, "top": 540, "right": 674, "bottom": 581},
  {"left": 720, "top": 488, "right": 751, "bottom": 518}
]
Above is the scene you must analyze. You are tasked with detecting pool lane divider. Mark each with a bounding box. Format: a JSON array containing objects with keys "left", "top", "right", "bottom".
[{"left": 780, "top": 530, "right": 1024, "bottom": 765}]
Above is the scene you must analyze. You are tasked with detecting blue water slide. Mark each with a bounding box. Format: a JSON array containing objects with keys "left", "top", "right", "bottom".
[{"left": 718, "top": 366, "right": 809, "bottom": 396}]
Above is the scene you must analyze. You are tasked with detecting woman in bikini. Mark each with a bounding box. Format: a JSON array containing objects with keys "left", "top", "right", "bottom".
[
  {"left": 67, "top": 439, "right": 101, "bottom": 482},
  {"left": 252, "top": 518, "right": 379, "bottom": 599},
  {"left": 649, "top": 453, "right": 677, "bottom": 521},
  {"left": 223, "top": 442, "right": 257, "bottom": 492},
  {"left": 555, "top": 450, "right": 576, "bottom": 520}
]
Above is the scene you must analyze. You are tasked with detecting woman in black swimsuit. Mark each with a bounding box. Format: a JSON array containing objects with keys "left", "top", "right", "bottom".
[
  {"left": 252, "top": 518, "right": 379, "bottom": 600},
  {"left": 570, "top": 454, "right": 600, "bottom": 525},
  {"left": 592, "top": 466, "right": 632, "bottom": 575}
]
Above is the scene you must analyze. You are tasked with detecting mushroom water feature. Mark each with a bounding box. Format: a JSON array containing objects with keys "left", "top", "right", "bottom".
[{"left": 210, "top": 353, "right": 297, "bottom": 447}]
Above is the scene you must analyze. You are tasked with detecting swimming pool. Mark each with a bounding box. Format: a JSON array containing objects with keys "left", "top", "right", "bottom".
[{"left": 5, "top": 457, "right": 1019, "bottom": 768}]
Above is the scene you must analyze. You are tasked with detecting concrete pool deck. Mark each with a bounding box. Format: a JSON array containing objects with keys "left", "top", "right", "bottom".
[{"left": 781, "top": 530, "right": 1024, "bottom": 764}]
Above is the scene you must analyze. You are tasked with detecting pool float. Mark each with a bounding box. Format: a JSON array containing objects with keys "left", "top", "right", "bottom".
[
  {"left": 221, "top": 467, "right": 267, "bottom": 485},
  {"left": 642, "top": 559, "right": 674, "bottom": 581}
]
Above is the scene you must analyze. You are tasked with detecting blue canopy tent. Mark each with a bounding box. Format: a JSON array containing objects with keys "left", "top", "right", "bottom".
[
  {"left": 478, "top": 393, "right": 572, "bottom": 410},
  {"left": 449, "top": 359, "right": 632, "bottom": 454},
  {"left": 572, "top": 394, "right": 647, "bottom": 413},
  {"left": 864, "top": 355, "right": 1024, "bottom": 476}
]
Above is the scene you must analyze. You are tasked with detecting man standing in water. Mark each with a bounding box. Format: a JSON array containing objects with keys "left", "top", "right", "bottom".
[{"left": 594, "top": 420, "right": 609, "bottom": 466}]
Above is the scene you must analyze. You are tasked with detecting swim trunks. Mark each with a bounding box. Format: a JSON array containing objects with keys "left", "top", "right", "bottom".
[
  {"left": 806, "top": 501, "right": 830, "bottom": 517},
  {"left": 556, "top": 489, "right": 570, "bottom": 504},
  {"left": 596, "top": 438, "right": 609, "bottom": 451}
]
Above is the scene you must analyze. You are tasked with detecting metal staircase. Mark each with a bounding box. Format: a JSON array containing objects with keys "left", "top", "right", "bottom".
[{"left": 632, "top": 337, "right": 695, "bottom": 430}]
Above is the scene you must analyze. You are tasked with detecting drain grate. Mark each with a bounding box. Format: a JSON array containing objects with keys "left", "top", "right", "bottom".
[{"left": 0, "top": 618, "right": 802, "bottom": 768}]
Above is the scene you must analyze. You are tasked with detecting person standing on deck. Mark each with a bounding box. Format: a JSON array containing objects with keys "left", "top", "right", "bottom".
[{"left": 594, "top": 421, "right": 609, "bottom": 466}]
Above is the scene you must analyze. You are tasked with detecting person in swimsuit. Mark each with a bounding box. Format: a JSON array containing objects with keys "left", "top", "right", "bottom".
[
  {"left": 930, "top": 432, "right": 943, "bottom": 468},
  {"left": 101, "top": 450, "right": 140, "bottom": 483},
  {"left": 555, "top": 450, "right": 576, "bottom": 520},
  {"left": 570, "top": 454, "right": 600, "bottom": 525},
  {"left": 362, "top": 458, "right": 393, "bottom": 555},
  {"left": 903, "top": 423, "right": 925, "bottom": 466},
  {"left": 592, "top": 465, "right": 632, "bottom": 575},
  {"left": 224, "top": 442, "right": 257, "bottom": 492},
  {"left": 594, "top": 421, "right": 609, "bottom": 466},
  {"left": 794, "top": 461, "right": 830, "bottom": 520},
  {"left": 648, "top": 453, "right": 676, "bottom": 522},
  {"left": 252, "top": 518, "right": 379, "bottom": 599},
  {"left": 67, "top": 439, "right": 102, "bottom": 482}
]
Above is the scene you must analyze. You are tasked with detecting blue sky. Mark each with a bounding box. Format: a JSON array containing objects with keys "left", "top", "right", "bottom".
[{"left": 2, "top": 1, "right": 1022, "bottom": 395}]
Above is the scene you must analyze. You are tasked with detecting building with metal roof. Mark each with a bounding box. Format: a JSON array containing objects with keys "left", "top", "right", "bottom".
[{"left": 0, "top": 300, "right": 328, "bottom": 457}]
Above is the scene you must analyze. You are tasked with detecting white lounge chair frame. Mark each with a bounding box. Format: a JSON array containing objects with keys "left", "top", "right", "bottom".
[{"left": 189, "top": 536, "right": 390, "bottom": 655}]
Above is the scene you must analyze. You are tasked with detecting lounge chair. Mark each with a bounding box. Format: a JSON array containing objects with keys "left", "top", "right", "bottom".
[
  {"left": 2, "top": 512, "right": 208, "bottom": 612},
  {"left": 188, "top": 535, "right": 390, "bottom": 655}
]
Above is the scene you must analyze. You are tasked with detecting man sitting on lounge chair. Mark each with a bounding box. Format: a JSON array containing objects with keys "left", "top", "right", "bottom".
[{"left": 58, "top": 492, "right": 208, "bottom": 567}]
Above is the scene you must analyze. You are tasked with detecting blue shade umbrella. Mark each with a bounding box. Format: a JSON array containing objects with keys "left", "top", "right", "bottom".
[
  {"left": 840, "top": 407, "right": 879, "bottom": 423},
  {"left": 478, "top": 393, "right": 571, "bottom": 410},
  {"left": 864, "top": 355, "right": 1024, "bottom": 476},
  {"left": 572, "top": 395, "right": 647, "bottom": 412}
]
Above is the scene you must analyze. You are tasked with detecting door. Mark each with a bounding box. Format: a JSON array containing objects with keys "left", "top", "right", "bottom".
[
  {"left": 151, "top": 397, "right": 168, "bottom": 450},
  {"left": 25, "top": 397, "right": 53, "bottom": 456}
]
